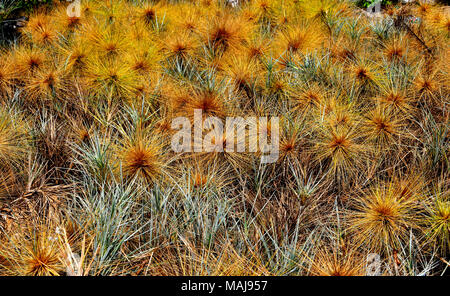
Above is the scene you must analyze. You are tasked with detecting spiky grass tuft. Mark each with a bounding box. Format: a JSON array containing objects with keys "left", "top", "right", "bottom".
[{"left": 348, "top": 178, "right": 424, "bottom": 254}]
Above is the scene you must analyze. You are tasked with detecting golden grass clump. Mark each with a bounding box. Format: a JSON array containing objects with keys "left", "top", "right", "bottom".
[
  {"left": 0, "top": 109, "right": 28, "bottom": 167},
  {"left": 23, "top": 68, "right": 68, "bottom": 102},
  {"left": 220, "top": 55, "right": 263, "bottom": 92},
  {"left": 309, "top": 247, "right": 365, "bottom": 276},
  {"left": 0, "top": 222, "right": 64, "bottom": 276},
  {"left": 57, "top": 41, "right": 90, "bottom": 75},
  {"left": 0, "top": 53, "right": 16, "bottom": 98},
  {"left": 292, "top": 83, "right": 328, "bottom": 112},
  {"left": 13, "top": 47, "right": 47, "bottom": 77},
  {"left": 204, "top": 12, "right": 253, "bottom": 54},
  {"left": 118, "top": 132, "right": 164, "bottom": 184},
  {"left": 21, "top": 12, "right": 58, "bottom": 46},
  {"left": 363, "top": 106, "right": 406, "bottom": 150},
  {"left": 348, "top": 59, "right": 382, "bottom": 88},
  {"left": 348, "top": 177, "right": 424, "bottom": 254},
  {"left": 376, "top": 85, "right": 414, "bottom": 115},
  {"left": 424, "top": 186, "right": 450, "bottom": 255},
  {"left": 186, "top": 89, "right": 228, "bottom": 119},
  {"left": 85, "top": 59, "right": 139, "bottom": 101},
  {"left": 274, "top": 24, "right": 324, "bottom": 57},
  {"left": 312, "top": 124, "right": 366, "bottom": 185}
]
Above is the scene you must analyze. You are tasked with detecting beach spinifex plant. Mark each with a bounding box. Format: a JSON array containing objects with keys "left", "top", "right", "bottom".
[
  {"left": 0, "top": 107, "right": 28, "bottom": 168},
  {"left": 424, "top": 194, "right": 450, "bottom": 255},
  {"left": 0, "top": 52, "right": 15, "bottom": 98},
  {"left": 0, "top": 222, "right": 64, "bottom": 276},
  {"left": 118, "top": 134, "right": 164, "bottom": 184},
  {"left": 0, "top": 0, "right": 448, "bottom": 276},
  {"left": 309, "top": 246, "right": 365, "bottom": 276},
  {"left": 312, "top": 123, "right": 367, "bottom": 187},
  {"left": 13, "top": 46, "right": 47, "bottom": 78},
  {"left": 363, "top": 105, "right": 407, "bottom": 152},
  {"left": 348, "top": 177, "right": 425, "bottom": 254}
]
